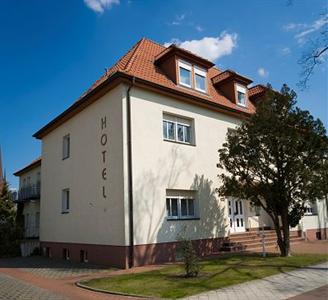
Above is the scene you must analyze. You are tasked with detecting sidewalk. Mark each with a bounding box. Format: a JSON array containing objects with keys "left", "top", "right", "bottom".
[{"left": 184, "top": 262, "right": 328, "bottom": 300}]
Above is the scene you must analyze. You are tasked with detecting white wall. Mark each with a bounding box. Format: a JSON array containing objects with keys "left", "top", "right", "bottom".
[
  {"left": 297, "top": 199, "right": 328, "bottom": 232},
  {"left": 40, "top": 85, "right": 127, "bottom": 246},
  {"left": 23, "top": 201, "right": 40, "bottom": 238},
  {"left": 128, "top": 87, "right": 243, "bottom": 245}
]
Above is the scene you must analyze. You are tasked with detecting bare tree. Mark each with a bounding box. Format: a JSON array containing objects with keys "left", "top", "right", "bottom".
[{"left": 298, "top": 17, "right": 328, "bottom": 89}]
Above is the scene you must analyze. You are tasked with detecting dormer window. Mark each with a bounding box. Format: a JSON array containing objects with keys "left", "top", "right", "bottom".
[
  {"left": 178, "top": 60, "right": 207, "bottom": 92},
  {"left": 194, "top": 66, "right": 206, "bottom": 92},
  {"left": 236, "top": 84, "right": 247, "bottom": 107},
  {"left": 178, "top": 60, "right": 192, "bottom": 88}
]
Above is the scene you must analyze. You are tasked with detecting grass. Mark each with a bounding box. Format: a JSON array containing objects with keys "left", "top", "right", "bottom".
[{"left": 82, "top": 253, "right": 328, "bottom": 299}]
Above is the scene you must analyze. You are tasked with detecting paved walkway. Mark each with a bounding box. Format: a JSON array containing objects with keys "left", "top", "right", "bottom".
[
  {"left": 0, "top": 272, "right": 67, "bottom": 300},
  {"left": 184, "top": 262, "right": 328, "bottom": 300},
  {"left": 0, "top": 256, "right": 158, "bottom": 300}
]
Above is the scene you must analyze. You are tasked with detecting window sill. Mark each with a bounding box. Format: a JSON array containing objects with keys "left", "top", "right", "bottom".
[
  {"left": 167, "top": 217, "right": 200, "bottom": 221},
  {"left": 163, "top": 138, "right": 196, "bottom": 147},
  {"left": 61, "top": 211, "right": 70, "bottom": 214},
  {"left": 236, "top": 103, "right": 247, "bottom": 108},
  {"left": 62, "top": 156, "right": 70, "bottom": 161},
  {"left": 177, "top": 84, "right": 209, "bottom": 96}
]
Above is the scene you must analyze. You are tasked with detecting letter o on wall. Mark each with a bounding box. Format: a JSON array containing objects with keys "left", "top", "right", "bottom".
[{"left": 101, "top": 134, "right": 107, "bottom": 146}]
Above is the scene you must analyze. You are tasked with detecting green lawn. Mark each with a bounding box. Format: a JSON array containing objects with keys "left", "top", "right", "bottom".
[{"left": 82, "top": 253, "right": 328, "bottom": 299}]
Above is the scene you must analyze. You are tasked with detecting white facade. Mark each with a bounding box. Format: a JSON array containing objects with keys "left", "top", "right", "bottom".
[
  {"left": 40, "top": 85, "right": 126, "bottom": 245},
  {"left": 39, "top": 84, "right": 277, "bottom": 250},
  {"left": 37, "top": 83, "right": 327, "bottom": 267}
]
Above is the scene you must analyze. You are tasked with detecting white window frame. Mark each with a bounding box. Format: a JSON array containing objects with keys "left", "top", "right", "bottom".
[
  {"left": 194, "top": 66, "right": 207, "bottom": 92},
  {"left": 163, "top": 120, "right": 176, "bottom": 141},
  {"left": 178, "top": 60, "right": 192, "bottom": 88},
  {"left": 62, "top": 134, "right": 70, "bottom": 160},
  {"left": 166, "top": 197, "right": 179, "bottom": 219},
  {"left": 61, "top": 189, "right": 70, "bottom": 213},
  {"left": 163, "top": 114, "right": 193, "bottom": 145},
  {"left": 176, "top": 121, "right": 191, "bottom": 144},
  {"left": 166, "top": 196, "right": 196, "bottom": 220},
  {"left": 236, "top": 84, "right": 247, "bottom": 107}
]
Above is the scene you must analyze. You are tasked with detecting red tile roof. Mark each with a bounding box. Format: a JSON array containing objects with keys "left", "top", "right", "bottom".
[
  {"left": 212, "top": 69, "right": 253, "bottom": 85},
  {"left": 85, "top": 38, "right": 256, "bottom": 112},
  {"left": 34, "top": 38, "right": 259, "bottom": 139},
  {"left": 249, "top": 84, "right": 267, "bottom": 99}
]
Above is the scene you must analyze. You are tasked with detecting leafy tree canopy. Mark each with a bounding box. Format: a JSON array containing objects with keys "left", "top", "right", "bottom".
[{"left": 218, "top": 84, "right": 328, "bottom": 256}]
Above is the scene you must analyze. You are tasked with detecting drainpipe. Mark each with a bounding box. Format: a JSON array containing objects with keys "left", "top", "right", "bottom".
[{"left": 127, "top": 77, "right": 135, "bottom": 268}]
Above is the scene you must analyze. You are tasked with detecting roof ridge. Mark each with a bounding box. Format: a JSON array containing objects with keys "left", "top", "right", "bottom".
[
  {"left": 142, "top": 37, "right": 166, "bottom": 49},
  {"left": 124, "top": 38, "right": 146, "bottom": 72}
]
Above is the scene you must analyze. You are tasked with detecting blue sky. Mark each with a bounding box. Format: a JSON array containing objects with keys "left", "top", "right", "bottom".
[{"left": 0, "top": 0, "right": 327, "bottom": 189}]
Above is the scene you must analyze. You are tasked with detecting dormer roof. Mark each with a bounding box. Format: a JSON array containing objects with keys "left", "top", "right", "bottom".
[
  {"left": 212, "top": 70, "right": 253, "bottom": 86},
  {"left": 249, "top": 84, "right": 267, "bottom": 101},
  {"left": 155, "top": 44, "right": 215, "bottom": 69}
]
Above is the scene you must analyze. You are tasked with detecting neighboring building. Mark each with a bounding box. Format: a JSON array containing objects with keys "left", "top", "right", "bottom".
[
  {"left": 14, "top": 158, "right": 41, "bottom": 256},
  {"left": 25, "top": 38, "right": 327, "bottom": 268}
]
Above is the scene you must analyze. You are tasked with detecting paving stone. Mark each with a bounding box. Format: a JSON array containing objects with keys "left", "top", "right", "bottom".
[
  {"left": 0, "top": 256, "right": 109, "bottom": 279},
  {"left": 183, "top": 263, "right": 328, "bottom": 300},
  {"left": 0, "top": 273, "right": 67, "bottom": 300}
]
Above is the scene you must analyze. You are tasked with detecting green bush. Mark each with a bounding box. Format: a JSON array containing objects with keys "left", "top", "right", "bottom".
[{"left": 177, "top": 228, "right": 200, "bottom": 278}]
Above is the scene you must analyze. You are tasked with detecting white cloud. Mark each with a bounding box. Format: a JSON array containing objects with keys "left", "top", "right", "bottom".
[
  {"left": 84, "top": 0, "right": 120, "bottom": 13},
  {"left": 164, "top": 32, "right": 238, "bottom": 61},
  {"left": 283, "top": 14, "right": 328, "bottom": 44},
  {"left": 195, "top": 25, "right": 204, "bottom": 32},
  {"left": 258, "top": 67, "right": 269, "bottom": 78},
  {"left": 170, "top": 14, "right": 186, "bottom": 25},
  {"left": 281, "top": 47, "right": 291, "bottom": 55},
  {"left": 283, "top": 23, "right": 306, "bottom": 31}
]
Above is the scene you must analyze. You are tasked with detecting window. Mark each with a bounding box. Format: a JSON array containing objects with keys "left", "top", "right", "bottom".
[
  {"left": 194, "top": 66, "right": 206, "bottom": 92},
  {"left": 80, "top": 250, "right": 88, "bottom": 263},
  {"left": 166, "top": 190, "right": 197, "bottom": 220},
  {"left": 63, "top": 248, "right": 70, "bottom": 260},
  {"left": 62, "top": 189, "right": 70, "bottom": 213},
  {"left": 62, "top": 134, "right": 70, "bottom": 159},
  {"left": 178, "top": 60, "right": 192, "bottom": 87},
  {"left": 178, "top": 60, "right": 207, "bottom": 92},
  {"left": 163, "top": 114, "right": 193, "bottom": 144},
  {"left": 163, "top": 120, "right": 175, "bottom": 140},
  {"left": 304, "top": 202, "right": 317, "bottom": 215},
  {"left": 236, "top": 84, "right": 247, "bottom": 107},
  {"left": 166, "top": 198, "right": 178, "bottom": 218}
]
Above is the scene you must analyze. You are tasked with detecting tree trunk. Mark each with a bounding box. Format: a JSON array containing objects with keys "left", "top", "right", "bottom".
[
  {"left": 272, "top": 214, "right": 290, "bottom": 257},
  {"left": 280, "top": 211, "right": 290, "bottom": 256}
]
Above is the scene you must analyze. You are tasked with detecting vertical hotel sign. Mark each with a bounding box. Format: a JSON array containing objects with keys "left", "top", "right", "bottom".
[{"left": 100, "top": 116, "right": 108, "bottom": 198}]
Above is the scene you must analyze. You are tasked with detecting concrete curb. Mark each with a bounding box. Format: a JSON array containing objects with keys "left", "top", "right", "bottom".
[{"left": 75, "top": 281, "right": 154, "bottom": 299}]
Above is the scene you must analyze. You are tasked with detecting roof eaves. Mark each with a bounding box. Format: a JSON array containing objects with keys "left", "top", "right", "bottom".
[{"left": 14, "top": 157, "right": 41, "bottom": 176}]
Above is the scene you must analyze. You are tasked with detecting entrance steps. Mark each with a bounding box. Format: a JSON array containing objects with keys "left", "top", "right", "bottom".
[{"left": 221, "top": 229, "right": 304, "bottom": 252}]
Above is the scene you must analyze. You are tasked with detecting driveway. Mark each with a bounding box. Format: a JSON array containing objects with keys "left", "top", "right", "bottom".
[{"left": 0, "top": 256, "right": 138, "bottom": 300}]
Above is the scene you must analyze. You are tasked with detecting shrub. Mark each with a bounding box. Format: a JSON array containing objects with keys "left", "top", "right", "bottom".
[{"left": 177, "top": 228, "right": 200, "bottom": 278}]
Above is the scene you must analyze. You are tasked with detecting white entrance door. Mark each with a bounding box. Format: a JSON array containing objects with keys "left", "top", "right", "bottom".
[{"left": 228, "top": 199, "right": 245, "bottom": 233}]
